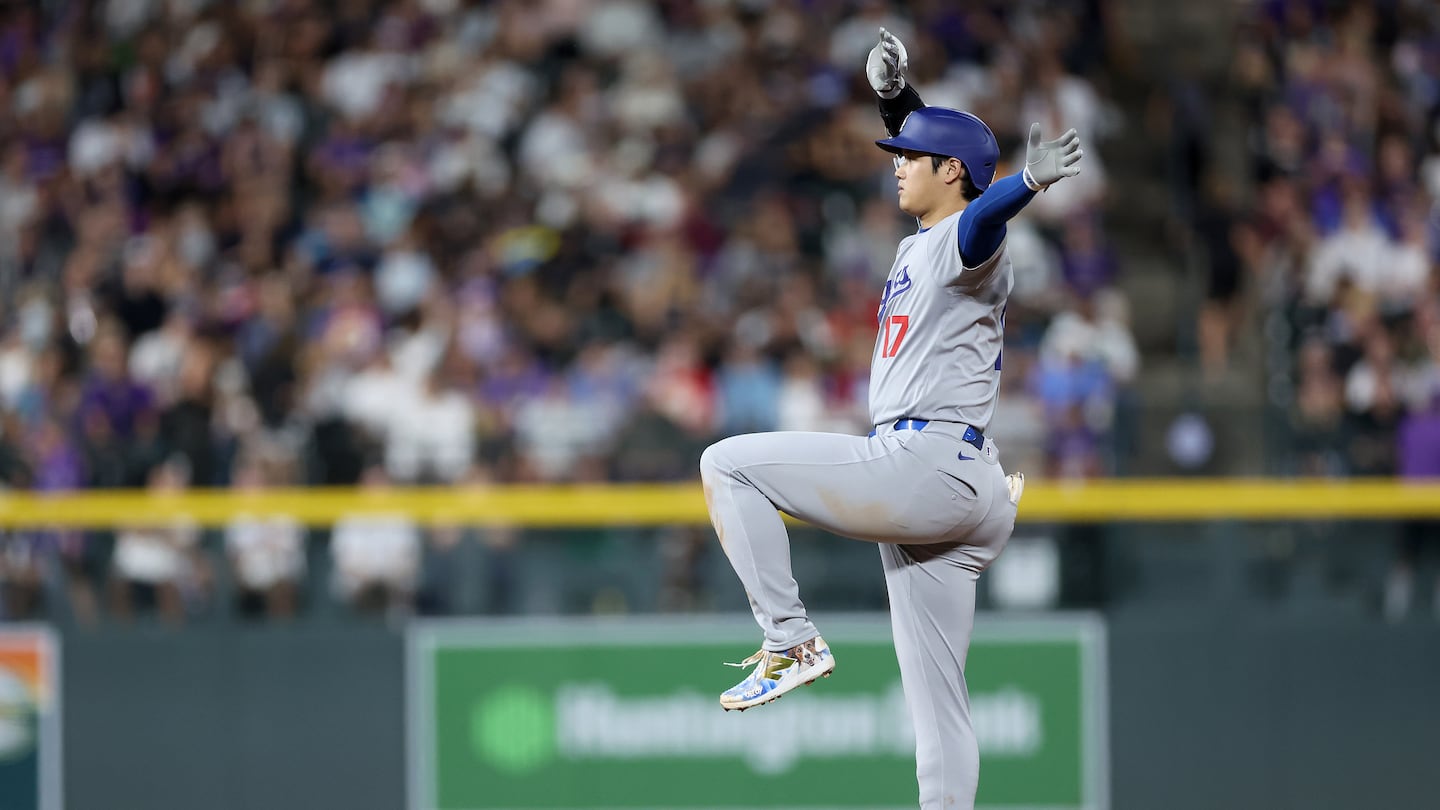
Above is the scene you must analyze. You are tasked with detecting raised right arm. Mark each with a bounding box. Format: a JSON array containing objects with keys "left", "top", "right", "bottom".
[{"left": 866, "top": 28, "right": 924, "bottom": 136}]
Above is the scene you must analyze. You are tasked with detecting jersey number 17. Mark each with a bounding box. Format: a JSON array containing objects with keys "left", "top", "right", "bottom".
[{"left": 881, "top": 315, "right": 910, "bottom": 358}]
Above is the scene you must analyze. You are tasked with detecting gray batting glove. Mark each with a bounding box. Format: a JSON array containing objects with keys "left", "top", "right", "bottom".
[
  {"left": 866, "top": 27, "right": 909, "bottom": 99},
  {"left": 1022, "top": 123, "right": 1084, "bottom": 191}
]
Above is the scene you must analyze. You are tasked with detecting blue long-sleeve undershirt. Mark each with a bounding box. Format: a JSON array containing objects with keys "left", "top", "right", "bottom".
[{"left": 955, "top": 173, "right": 1036, "bottom": 268}]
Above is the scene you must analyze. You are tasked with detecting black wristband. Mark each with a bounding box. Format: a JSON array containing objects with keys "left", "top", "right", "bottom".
[{"left": 878, "top": 85, "right": 924, "bottom": 137}]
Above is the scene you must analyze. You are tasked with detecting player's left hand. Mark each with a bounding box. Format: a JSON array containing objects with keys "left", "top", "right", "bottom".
[
  {"left": 866, "top": 27, "right": 909, "bottom": 99},
  {"left": 1022, "top": 123, "right": 1084, "bottom": 191}
]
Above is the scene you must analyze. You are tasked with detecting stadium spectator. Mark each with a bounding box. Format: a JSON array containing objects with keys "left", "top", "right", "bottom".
[
  {"left": 225, "top": 446, "right": 306, "bottom": 620},
  {"left": 1032, "top": 289, "right": 1139, "bottom": 477},
  {"left": 109, "top": 458, "right": 208, "bottom": 623},
  {"left": 329, "top": 463, "right": 421, "bottom": 616},
  {"left": 1386, "top": 384, "right": 1440, "bottom": 621},
  {"left": 384, "top": 363, "right": 477, "bottom": 484},
  {"left": 1193, "top": 173, "right": 1245, "bottom": 378}
]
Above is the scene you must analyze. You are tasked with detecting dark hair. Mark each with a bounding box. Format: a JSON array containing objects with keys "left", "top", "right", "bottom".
[
  {"left": 930, "top": 156, "right": 982, "bottom": 201},
  {"left": 960, "top": 172, "right": 981, "bottom": 201}
]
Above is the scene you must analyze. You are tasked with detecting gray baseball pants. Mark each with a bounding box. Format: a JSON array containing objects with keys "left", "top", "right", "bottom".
[{"left": 699, "top": 419, "right": 1019, "bottom": 810}]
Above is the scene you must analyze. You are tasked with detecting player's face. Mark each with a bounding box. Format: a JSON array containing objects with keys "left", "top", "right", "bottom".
[{"left": 892, "top": 151, "right": 961, "bottom": 219}]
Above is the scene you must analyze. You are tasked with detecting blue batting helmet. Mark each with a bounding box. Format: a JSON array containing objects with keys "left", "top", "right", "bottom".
[{"left": 875, "top": 107, "right": 999, "bottom": 192}]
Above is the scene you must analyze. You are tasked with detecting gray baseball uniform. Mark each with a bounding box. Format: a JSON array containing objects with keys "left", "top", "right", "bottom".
[{"left": 700, "top": 207, "right": 1021, "bottom": 809}]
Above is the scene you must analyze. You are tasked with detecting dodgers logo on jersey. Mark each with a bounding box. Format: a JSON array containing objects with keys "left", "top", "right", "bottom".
[{"left": 877, "top": 265, "right": 913, "bottom": 325}]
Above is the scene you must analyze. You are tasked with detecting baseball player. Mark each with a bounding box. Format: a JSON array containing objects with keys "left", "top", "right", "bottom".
[{"left": 699, "top": 28, "right": 1083, "bottom": 809}]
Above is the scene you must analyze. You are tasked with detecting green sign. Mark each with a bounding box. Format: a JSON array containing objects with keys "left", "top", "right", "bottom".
[{"left": 409, "top": 615, "right": 1106, "bottom": 810}]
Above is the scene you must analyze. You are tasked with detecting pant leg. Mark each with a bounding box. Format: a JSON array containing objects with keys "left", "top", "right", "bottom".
[
  {"left": 699, "top": 432, "right": 824, "bottom": 650},
  {"left": 700, "top": 429, "right": 980, "bottom": 650},
  {"left": 881, "top": 461, "right": 1020, "bottom": 810},
  {"left": 882, "top": 542, "right": 980, "bottom": 810}
]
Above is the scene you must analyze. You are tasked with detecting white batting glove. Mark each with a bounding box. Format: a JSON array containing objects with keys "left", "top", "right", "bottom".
[
  {"left": 865, "top": 27, "right": 909, "bottom": 100},
  {"left": 1023, "top": 123, "right": 1084, "bottom": 191}
]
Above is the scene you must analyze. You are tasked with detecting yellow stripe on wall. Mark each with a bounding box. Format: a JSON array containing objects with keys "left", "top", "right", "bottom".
[{"left": 0, "top": 480, "right": 1438, "bottom": 528}]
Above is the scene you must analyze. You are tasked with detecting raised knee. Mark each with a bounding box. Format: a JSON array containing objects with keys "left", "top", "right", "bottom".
[{"left": 699, "top": 441, "right": 731, "bottom": 483}]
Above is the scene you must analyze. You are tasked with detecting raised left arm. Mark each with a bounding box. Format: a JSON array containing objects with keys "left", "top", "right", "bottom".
[
  {"left": 956, "top": 174, "right": 1036, "bottom": 268},
  {"left": 957, "top": 123, "right": 1084, "bottom": 267}
]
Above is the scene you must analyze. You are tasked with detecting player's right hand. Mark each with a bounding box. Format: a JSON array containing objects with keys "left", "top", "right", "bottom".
[{"left": 866, "top": 27, "right": 908, "bottom": 99}]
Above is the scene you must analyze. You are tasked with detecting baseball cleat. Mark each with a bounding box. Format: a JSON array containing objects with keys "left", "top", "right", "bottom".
[{"left": 720, "top": 636, "right": 835, "bottom": 712}]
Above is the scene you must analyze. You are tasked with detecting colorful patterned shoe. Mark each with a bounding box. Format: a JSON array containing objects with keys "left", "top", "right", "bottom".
[{"left": 719, "top": 636, "right": 835, "bottom": 712}]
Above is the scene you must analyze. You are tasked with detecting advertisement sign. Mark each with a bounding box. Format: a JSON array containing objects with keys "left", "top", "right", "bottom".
[
  {"left": 0, "top": 627, "right": 61, "bottom": 810},
  {"left": 410, "top": 615, "right": 1106, "bottom": 810}
]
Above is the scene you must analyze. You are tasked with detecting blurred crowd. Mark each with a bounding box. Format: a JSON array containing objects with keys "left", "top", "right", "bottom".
[
  {"left": 1199, "top": 0, "right": 1440, "bottom": 618},
  {"left": 1222, "top": 0, "right": 1440, "bottom": 478},
  {"left": 0, "top": 0, "right": 1133, "bottom": 622}
]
